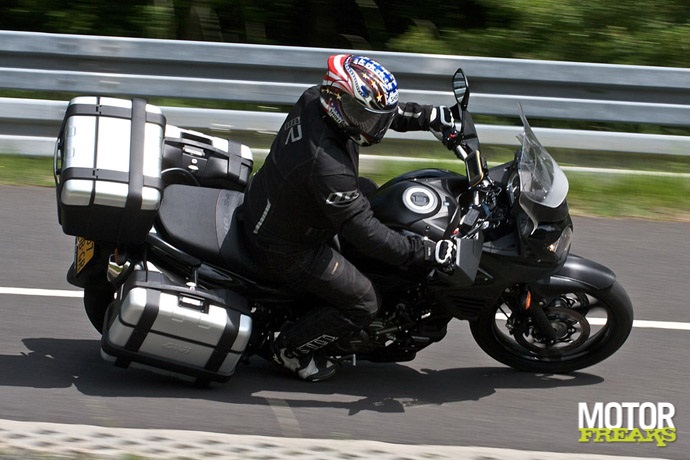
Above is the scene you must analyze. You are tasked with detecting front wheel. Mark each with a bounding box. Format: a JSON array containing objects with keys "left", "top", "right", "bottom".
[{"left": 469, "top": 280, "right": 633, "bottom": 373}]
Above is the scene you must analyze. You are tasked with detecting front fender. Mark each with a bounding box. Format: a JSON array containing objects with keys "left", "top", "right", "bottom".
[{"left": 536, "top": 254, "right": 617, "bottom": 292}]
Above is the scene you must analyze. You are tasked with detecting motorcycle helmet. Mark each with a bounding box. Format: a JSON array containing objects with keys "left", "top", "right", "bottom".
[{"left": 320, "top": 54, "right": 399, "bottom": 146}]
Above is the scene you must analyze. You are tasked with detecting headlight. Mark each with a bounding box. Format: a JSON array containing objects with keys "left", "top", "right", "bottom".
[
  {"left": 547, "top": 225, "right": 573, "bottom": 259},
  {"left": 520, "top": 216, "right": 573, "bottom": 263}
]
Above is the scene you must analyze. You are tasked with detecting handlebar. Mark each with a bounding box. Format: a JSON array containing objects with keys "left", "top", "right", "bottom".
[
  {"left": 442, "top": 125, "right": 486, "bottom": 188},
  {"left": 448, "top": 168, "right": 502, "bottom": 240}
]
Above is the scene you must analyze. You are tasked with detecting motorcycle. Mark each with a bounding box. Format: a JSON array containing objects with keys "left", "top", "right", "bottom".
[{"left": 60, "top": 68, "right": 633, "bottom": 384}]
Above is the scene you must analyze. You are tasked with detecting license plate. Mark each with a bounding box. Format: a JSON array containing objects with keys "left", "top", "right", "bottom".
[{"left": 75, "top": 237, "right": 95, "bottom": 275}]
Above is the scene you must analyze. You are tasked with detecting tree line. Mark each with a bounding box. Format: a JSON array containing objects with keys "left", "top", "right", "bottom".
[{"left": 3, "top": 0, "right": 690, "bottom": 67}]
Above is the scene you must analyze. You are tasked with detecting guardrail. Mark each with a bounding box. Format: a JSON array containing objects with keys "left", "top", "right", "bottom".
[{"left": 1, "top": 30, "right": 690, "bottom": 157}]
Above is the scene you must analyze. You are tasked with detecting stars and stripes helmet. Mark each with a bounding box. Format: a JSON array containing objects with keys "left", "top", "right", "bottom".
[{"left": 319, "top": 54, "right": 399, "bottom": 146}]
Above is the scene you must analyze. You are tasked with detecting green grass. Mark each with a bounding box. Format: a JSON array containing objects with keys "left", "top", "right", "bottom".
[
  {"left": 3, "top": 150, "right": 688, "bottom": 221},
  {"left": 0, "top": 155, "right": 56, "bottom": 187},
  {"left": 358, "top": 157, "right": 689, "bottom": 221},
  {"left": 566, "top": 171, "right": 690, "bottom": 220}
]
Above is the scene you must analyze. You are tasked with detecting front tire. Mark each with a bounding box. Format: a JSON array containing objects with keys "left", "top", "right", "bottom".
[{"left": 470, "top": 280, "right": 633, "bottom": 373}]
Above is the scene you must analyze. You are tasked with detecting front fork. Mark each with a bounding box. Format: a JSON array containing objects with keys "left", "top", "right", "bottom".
[
  {"left": 500, "top": 253, "right": 617, "bottom": 346},
  {"left": 504, "top": 284, "right": 559, "bottom": 343}
]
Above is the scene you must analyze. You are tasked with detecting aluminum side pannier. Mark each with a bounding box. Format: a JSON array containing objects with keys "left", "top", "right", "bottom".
[{"left": 101, "top": 269, "right": 252, "bottom": 384}]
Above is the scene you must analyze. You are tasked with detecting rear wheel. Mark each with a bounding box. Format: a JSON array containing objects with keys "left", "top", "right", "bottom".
[
  {"left": 84, "top": 284, "right": 115, "bottom": 334},
  {"left": 469, "top": 280, "right": 633, "bottom": 373}
]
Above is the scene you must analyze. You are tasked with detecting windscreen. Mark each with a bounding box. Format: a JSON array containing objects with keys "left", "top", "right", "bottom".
[{"left": 517, "top": 107, "right": 569, "bottom": 226}]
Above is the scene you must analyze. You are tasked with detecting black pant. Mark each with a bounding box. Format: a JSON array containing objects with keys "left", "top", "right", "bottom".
[{"left": 249, "top": 240, "right": 378, "bottom": 354}]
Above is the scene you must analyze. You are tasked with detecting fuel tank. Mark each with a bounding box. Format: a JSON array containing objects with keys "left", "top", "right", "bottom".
[{"left": 367, "top": 169, "right": 469, "bottom": 240}]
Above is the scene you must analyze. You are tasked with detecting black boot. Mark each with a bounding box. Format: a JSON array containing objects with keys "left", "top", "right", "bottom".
[{"left": 270, "top": 338, "right": 336, "bottom": 382}]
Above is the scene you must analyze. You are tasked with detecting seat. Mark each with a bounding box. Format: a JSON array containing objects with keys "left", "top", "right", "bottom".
[{"left": 156, "top": 184, "right": 265, "bottom": 280}]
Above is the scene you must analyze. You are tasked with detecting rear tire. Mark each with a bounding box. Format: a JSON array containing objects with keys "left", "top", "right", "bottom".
[
  {"left": 84, "top": 284, "right": 115, "bottom": 334},
  {"left": 469, "top": 280, "right": 633, "bottom": 373}
]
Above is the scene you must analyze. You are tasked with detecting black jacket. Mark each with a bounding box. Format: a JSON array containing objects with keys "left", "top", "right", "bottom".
[{"left": 242, "top": 85, "right": 434, "bottom": 266}]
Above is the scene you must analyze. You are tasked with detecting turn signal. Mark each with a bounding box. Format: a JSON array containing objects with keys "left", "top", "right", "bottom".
[{"left": 521, "top": 289, "right": 532, "bottom": 310}]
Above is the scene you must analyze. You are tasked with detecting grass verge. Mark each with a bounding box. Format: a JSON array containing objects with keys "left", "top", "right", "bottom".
[
  {"left": 2, "top": 153, "right": 688, "bottom": 221},
  {"left": 0, "top": 155, "right": 56, "bottom": 187}
]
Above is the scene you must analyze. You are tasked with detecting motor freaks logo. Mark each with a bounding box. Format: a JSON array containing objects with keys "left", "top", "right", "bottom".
[{"left": 578, "top": 402, "right": 676, "bottom": 447}]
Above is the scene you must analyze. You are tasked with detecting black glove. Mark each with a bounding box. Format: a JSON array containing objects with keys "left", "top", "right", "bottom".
[
  {"left": 430, "top": 106, "right": 454, "bottom": 134},
  {"left": 422, "top": 237, "right": 456, "bottom": 272},
  {"left": 429, "top": 106, "right": 453, "bottom": 137},
  {"left": 429, "top": 106, "right": 460, "bottom": 150}
]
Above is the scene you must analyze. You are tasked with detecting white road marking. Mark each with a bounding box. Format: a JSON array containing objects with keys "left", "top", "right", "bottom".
[
  {"left": 615, "top": 319, "right": 690, "bottom": 331},
  {"left": 492, "top": 312, "right": 690, "bottom": 331},
  {"left": 3, "top": 287, "right": 689, "bottom": 331},
  {"left": 0, "top": 287, "right": 83, "bottom": 298}
]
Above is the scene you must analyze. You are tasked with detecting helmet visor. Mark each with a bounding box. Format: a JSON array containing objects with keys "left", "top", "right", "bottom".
[{"left": 340, "top": 93, "right": 396, "bottom": 144}]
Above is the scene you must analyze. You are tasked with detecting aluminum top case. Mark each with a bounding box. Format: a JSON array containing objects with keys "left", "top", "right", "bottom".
[{"left": 55, "top": 96, "right": 166, "bottom": 245}]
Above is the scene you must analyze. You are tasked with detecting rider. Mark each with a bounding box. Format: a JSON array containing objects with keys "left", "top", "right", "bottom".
[{"left": 241, "top": 54, "right": 456, "bottom": 381}]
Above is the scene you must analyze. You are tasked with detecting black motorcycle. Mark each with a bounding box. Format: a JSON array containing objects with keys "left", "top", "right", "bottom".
[{"left": 63, "top": 68, "right": 633, "bottom": 383}]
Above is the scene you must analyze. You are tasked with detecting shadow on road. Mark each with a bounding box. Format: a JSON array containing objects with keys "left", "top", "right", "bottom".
[{"left": 2, "top": 338, "right": 605, "bottom": 415}]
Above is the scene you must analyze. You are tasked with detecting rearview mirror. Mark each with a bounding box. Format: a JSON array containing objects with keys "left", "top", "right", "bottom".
[{"left": 452, "top": 68, "right": 470, "bottom": 111}]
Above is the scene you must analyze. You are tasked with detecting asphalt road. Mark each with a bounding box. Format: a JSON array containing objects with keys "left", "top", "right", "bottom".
[{"left": 0, "top": 185, "right": 688, "bottom": 459}]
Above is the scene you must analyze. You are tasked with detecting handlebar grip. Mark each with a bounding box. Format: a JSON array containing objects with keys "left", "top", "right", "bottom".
[{"left": 453, "top": 143, "right": 468, "bottom": 160}]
